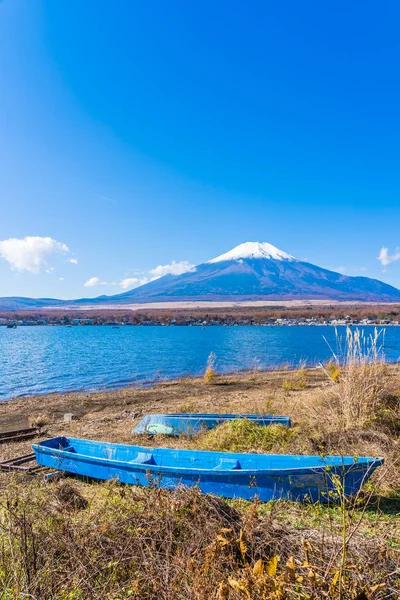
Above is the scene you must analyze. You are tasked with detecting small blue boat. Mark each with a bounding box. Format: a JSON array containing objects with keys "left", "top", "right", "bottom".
[
  {"left": 32, "top": 436, "right": 383, "bottom": 503},
  {"left": 133, "top": 413, "right": 291, "bottom": 436}
]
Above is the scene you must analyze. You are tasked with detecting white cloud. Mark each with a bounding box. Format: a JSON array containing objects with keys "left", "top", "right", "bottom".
[
  {"left": 378, "top": 247, "right": 400, "bottom": 267},
  {"left": 84, "top": 259, "right": 195, "bottom": 292},
  {"left": 0, "top": 236, "right": 69, "bottom": 273},
  {"left": 59, "top": 277, "right": 65, "bottom": 281},
  {"left": 69, "top": 258, "right": 79, "bottom": 264},
  {"left": 149, "top": 260, "right": 195, "bottom": 279},
  {"left": 120, "top": 277, "right": 149, "bottom": 290},
  {"left": 84, "top": 277, "right": 108, "bottom": 287}
]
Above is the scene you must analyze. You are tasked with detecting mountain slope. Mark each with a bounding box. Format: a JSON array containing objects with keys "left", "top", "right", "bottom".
[
  {"left": 0, "top": 297, "right": 66, "bottom": 311},
  {"left": 1, "top": 242, "right": 400, "bottom": 310},
  {"left": 107, "top": 242, "right": 400, "bottom": 303}
]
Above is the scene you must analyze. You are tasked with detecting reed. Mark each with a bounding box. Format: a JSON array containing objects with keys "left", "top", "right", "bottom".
[
  {"left": 323, "top": 327, "right": 388, "bottom": 429},
  {"left": 204, "top": 351, "right": 217, "bottom": 384}
]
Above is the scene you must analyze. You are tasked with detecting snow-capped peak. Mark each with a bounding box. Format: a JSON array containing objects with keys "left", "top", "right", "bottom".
[{"left": 208, "top": 242, "right": 296, "bottom": 263}]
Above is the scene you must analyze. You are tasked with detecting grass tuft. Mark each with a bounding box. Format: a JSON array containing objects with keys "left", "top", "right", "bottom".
[
  {"left": 196, "top": 420, "right": 296, "bottom": 453},
  {"left": 28, "top": 412, "right": 52, "bottom": 427},
  {"left": 204, "top": 351, "right": 217, "bottom": 384}
]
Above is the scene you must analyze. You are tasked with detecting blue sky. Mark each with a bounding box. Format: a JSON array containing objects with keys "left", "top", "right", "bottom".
[{"left": 1, "top": 0, "right": 400, "bottom": 299}]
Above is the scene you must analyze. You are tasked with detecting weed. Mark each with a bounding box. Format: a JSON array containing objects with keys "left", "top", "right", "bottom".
[
  {"left": 323, "top": 328, "right": 389, "bottom": 429},
  {"left": 326, "top": 360, "right": 341, "bottom": 381},
  {"left": 0, "top": 479, "right": 397, "bottom": 599},
  {"left": 282, "top": 371, "right": 307, "bottom": 392},
  {"left": 28, "top": 412, "right": 52, "bottom": 427},
  {"left": 178, "top": 401, "right": 197, "bottom": 413},
  {"left": 196, "top": 420, "right": 296, "bottom": 453},
  {"left": 204, "top": 351, "right": 217, "bottom": 384}
]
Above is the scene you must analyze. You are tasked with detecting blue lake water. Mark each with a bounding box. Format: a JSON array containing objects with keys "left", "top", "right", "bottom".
[{"left": 0, "top": 325, "right": 399, "bottom": 400}]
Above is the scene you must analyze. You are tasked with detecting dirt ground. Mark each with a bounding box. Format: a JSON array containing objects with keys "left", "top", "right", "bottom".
[
  {"left": 0, "top": 368, "right": 332, "bottom": 460},
  {"left": 1, "top": 364, "right": 399, "bottom": 465}
]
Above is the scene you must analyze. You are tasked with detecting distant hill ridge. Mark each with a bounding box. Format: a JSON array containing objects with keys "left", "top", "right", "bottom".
[{"left": 1, "top": 241, "right": 400, "bottom": 310}]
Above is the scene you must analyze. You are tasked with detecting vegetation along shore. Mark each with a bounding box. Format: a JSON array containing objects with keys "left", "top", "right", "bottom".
[
  {"left": 3, "top": 303, "right": 400, "bottom": 327},
  {"left": 0, "top": 329, "right": 399, "bottom": 599}
]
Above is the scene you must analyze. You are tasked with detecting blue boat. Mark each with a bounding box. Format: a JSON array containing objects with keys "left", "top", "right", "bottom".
[
  {"left": 133, "top": 413, "right": 291, "bottom": 436},
  {"left": 32, "top": 436, "right": 383, "bottom": 503}
]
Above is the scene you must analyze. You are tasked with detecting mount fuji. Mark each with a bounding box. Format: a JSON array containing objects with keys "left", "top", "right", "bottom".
[
  {"left": 100, "top": 241, "right": 400, "bottom": 304},
  {"left": 1, "top": 242, "right": 400, "bottom": 310}
]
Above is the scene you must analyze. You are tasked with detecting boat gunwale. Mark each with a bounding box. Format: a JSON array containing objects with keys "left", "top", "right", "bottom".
[
  {"left": 32, "top": 438, "right": 384, "bottom": 477},
  {"left": 145, "top": 413, "right": 289, "bottom": 419}
]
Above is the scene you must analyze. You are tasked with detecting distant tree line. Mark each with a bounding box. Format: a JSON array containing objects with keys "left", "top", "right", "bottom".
[{"left": 1, "top": 304, "right": 400, "bottom": 324}]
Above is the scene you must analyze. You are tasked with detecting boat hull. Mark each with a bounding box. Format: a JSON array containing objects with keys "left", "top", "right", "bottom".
[
  {"left": 133, "top": 413, "right": 291, "bottom": 436},
  {"left": 32, "top": 437, "right": 383, "bottom": 503}
]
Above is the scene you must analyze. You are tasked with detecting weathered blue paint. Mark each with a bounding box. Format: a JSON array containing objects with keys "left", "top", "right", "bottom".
[
  {"left": 32, "top": 436, "right": 383, "bottom": 503},
  {"left": 133, "top": 414, "right": 291, "bottom": 436}
]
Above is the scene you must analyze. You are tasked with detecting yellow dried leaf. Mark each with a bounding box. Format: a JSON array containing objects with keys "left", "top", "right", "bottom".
[
  {"left": 286, "top": 556, "right": 296, "bottom": 580},
  {"left": 228, "top": 578, "right": 250, "bottom": 597},
  {"left": 331, "top": 570, "right": 340, "bottom": 588},
  {"left": 253, "top": 558, "right": 264, "bottom": 576},
  {"left": 238, "top": 529, "right": 248, "bottom": 559},
  {"left": 370, "top": 583, "right": 386, "bottom": 593},
  {"left": 303, "top": 540, "right": 313, "bottom": 551},
  {"left": 216, "top": 535, "right": 230, "bottom": 547},
  {"left": 266, "top": 554, "right": 279, "bottom": 577},
  {"left": 216, "top": 581, "right": 229, "bottom": 600},
  {"left": 296, "top": 576, "right": 304, "bottom": 584}
]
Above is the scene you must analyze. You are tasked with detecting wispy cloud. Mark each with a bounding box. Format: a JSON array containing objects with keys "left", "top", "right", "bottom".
[
  {"left": 68, "top": 257, "right": 79, "bottom": 264},
  {"left": 377, "top": 246, "right": 400, "bottom": 267},
  {"left": 84, "top": 259, "right": 196, "bottom": 292},
  {"left": 120, "top": 277, "right": 150, "bottom": 290},
  {"left": 0, "top": 236, "right": 70, "bottom": 273},
  {"left": 149, "top": 260, "right": 195, "bottom": 279},
  {"left": 84, "top": 277, "right": 108, "bottom": 287},
  {"left": 323, "top": 265, "right": 368, "bottom": 276}
]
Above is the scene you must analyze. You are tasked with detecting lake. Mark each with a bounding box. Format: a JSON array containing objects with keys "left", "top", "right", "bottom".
[{"left": 0, "top": 325, "right": 399, "bottom": 400}]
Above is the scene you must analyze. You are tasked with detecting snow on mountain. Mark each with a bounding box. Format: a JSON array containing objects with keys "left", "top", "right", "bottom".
[
  {"left": 208, "top": 242, "right": 296, "bottom": 263},
  {"left": 2, "top": 241, "right": 400, "bottom": 309},
  {"left": 106, "top": 241, "right": 400, "bottom": 303}
]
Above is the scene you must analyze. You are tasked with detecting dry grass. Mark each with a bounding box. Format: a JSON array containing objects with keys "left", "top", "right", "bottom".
[
  {"left": 322, "top": 328, "right": 390, "bottom": 430},
  {"left": 28, "top": 412, "right": 52, "bottom": 428},
  {"left": 1, "top": 347, "right": 400, "bottom": 598},
  {"left": 282, "top": 366, "right": 308, "bottom": 392},
  {"left": 195, "top": 421, "right": 297, "bottom": 454},
  {"left": 0, "top": 478, "right": 398, "bottom": 599},
  {"left": 204, "top": 351, "right": 217, "bottom": 384}
]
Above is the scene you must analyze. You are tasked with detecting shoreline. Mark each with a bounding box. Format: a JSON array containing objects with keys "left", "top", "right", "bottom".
[
  {"left": 2, "top": 322, "right": 400, "bottom": 327},
  {"left": 3, "top": 353, "right": 400, "bottom": 405},
  {"left": 0, "top": 359, "right": 369, "bottom": 405},
  {"left": 0, "top": 367, "right": 317, "bottom": 433},
  {"left": 0, "top": 362, "right": 398, "bottom": 433}
]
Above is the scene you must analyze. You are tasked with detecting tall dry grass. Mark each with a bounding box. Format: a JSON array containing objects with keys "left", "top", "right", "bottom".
[
  {"left": 323, "top": 327, "right": 388, "bottom": 430},
  {"left": 204, "top": 351, "right": 217, "bottom": 384}
]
